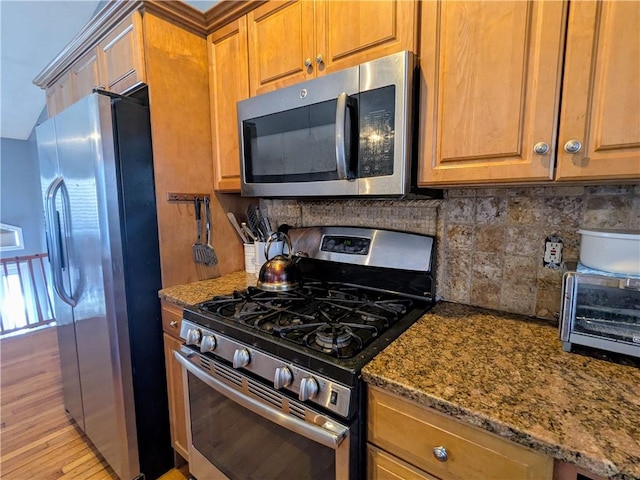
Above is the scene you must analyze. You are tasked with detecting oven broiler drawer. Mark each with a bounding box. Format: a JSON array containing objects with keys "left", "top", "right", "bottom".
[{"left": 179, "top": 320, "right": 354, "bottom": 418}]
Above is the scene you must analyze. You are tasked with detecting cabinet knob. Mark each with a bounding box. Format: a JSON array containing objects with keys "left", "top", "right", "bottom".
[
  {"left": 315, "top": 54, "right": 324, "bottom": 65},
  {"left": 533, "top": 142, "right": 549, "bottom": 155},
  {"left": 432, "top": 446, "right": 448, "bottom": 462},
  {"left": 169, "top": 320, "right": 178, "bottom": 328},
  {"left": 304, "top": 58, "right": 312, "bottom": 68},
  {"left": 564, "top": 140, "right": 583, "bottom": 154}
]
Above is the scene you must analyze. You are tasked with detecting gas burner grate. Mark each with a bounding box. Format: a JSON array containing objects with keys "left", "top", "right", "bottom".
[{"left": 196, "top": 282, "right": 415, "bottom": 358}]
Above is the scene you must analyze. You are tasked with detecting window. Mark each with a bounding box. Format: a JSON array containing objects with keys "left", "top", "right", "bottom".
[{"left": 0, "top": 223, "right": 24, "bottom": 252}]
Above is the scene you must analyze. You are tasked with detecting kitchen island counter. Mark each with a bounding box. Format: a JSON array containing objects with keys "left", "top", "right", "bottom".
[{"left": 363, "top": 301, "right": 640, "bottom": 480}]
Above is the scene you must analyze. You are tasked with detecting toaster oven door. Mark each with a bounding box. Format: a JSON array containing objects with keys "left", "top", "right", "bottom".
[{"left": 561, "top": 273, "right": 640, "bottom": 357}]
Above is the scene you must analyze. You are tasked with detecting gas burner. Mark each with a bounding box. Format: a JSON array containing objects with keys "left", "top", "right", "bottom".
[
  {"left": 315, "top": 324, "right": 354, "bottom": 349},
  {"left": 193, "top": 281, "right": 427, "bottom": 359}
]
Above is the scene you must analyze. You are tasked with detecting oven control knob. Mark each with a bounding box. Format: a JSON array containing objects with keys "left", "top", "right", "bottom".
[
  {"left": 299, "top": 377, "right": 319, "bottom": 401},
  {"left": 232, "top": 348, "right": 251, "bottom": 369},
  {"left": 200, "top": 335, "right": 216, "bottom": 353},
  {"left": 186, "top": 328, "right": 201, "bottom": 345},
  {"left": 274, "top": 367, "right": 293, "bottom": 390}
]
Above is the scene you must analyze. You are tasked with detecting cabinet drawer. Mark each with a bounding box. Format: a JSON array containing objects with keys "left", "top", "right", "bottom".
[
  {"left": 368, "top": 386, "right": 553, "bottom": 480},
  {"left": 368, "top": 445, "right": 438, "bottom": 480},
  {"left": 161, "top": 301, "right": 183, "bottom": 338}
]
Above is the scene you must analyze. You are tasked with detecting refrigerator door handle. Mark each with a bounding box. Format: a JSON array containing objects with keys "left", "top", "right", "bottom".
[{"left": 46, "top": 177, "right": 77, "bottom": 307}]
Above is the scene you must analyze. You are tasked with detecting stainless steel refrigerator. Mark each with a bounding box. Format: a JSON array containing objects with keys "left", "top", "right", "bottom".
[{"left": 36, "top": 92, "right": 172, "bottom": 480}]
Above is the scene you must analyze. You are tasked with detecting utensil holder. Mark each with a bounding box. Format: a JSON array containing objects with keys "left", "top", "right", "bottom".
[{"left": 244, "top": 243, "right": 256, "bottom": 273}]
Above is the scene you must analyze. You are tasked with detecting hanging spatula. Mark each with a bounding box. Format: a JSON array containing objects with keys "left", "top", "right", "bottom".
[
  {"left": 203, "top": 197, "right": 218, "bottom": 266},
  {"left": 192, "top": 198, "right": 209, "bottom": 264}
]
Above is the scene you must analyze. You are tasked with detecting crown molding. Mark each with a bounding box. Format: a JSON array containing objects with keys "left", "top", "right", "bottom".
[
  {"left": 143, "top": 0, "right": 207, "bottom": 37},
  {"left": 34, "top": 1, "right": 144, "bottom": 87},
  {"left": 33, "top": 0, "right": 208, "bottom": 88},
  {"left": 33, "top": 0, "right": 268, "bottom": 88},
  {"left": 204, "top": 0, "right": 267, "bottom": 33}
]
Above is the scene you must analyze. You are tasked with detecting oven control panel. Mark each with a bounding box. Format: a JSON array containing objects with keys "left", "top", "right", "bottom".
[
  {"left": 321, "top": 235, "right": 371, "bottom": 255},
  {"left": 180, "top": 320, "right": 353, "bottom": 418}
]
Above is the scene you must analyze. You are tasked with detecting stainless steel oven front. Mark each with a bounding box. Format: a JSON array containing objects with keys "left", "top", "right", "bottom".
[{"left": 174, "top": 347, "right": 355, "bottom": 480}]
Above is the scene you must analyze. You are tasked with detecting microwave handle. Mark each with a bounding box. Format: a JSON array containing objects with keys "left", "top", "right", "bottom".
[{"left": 335, "top": 92, "right": 349, "bottom": 180}]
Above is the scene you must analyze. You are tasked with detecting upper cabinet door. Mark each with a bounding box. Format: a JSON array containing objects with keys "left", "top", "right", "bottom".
[
  {"left": 246, "top": 0, "right": 418, "bottom": 96},
  {"left": 316, "top": 0, "right": 418, "bottom": 76},
  {"left": 209, "top": 17, "right": 250, "bottom": 192},
  {"left": 556, "top": 1, "right": 640, "bottom": 181},
  {"left": 46, "top": 71, "right": 73, "bottom": 117},
  {"left": 247, "top": 1, "right": 315, "bottom": 96},
  {"left": 69, "top": 50, "right": 100, "bottom": 104},
  {"left": 418, "top": 1, "right": 567, "bottom": 186},
  {"left": 97, "top": 12, "right": 146, "bottom": 94}
]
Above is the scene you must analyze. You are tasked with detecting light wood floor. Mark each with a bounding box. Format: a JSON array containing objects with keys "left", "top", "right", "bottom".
[{"left": 0, "top": 326, "right": 189, "bottom": 480}]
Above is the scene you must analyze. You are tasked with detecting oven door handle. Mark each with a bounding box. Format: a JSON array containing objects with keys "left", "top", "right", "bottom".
[{"left": 174, "top": 350, "right": 348, "bottom": 450}]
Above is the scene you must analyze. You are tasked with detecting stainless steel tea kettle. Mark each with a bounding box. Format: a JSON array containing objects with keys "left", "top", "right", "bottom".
[{"left": 256, "top": 232, "right": 304, "bottom": 292}]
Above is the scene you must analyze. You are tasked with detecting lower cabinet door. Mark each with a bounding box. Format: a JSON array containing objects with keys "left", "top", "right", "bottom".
[{"left": 163, "top": 332, "right": 189, "bottom": 461}]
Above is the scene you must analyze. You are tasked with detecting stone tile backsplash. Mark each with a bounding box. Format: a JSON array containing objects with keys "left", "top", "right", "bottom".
[{"left": 261, "top": 184, "right": 640, "bottom": 321}]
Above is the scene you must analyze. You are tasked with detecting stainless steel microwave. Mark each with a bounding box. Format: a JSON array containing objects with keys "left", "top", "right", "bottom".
[
  {"left": 560, "top": 267, "right": 640, "bottom": 358},
  {"left": 237, "top": 51, "right": 415, "bottom": 197}
]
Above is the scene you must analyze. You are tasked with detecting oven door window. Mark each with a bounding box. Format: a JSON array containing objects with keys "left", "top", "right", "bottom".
[
  {"left": 574, "top": 282, "right": 640, "bottom": 344},
  {"left": 188, "top": 372, "right": 336, "bottom": 480},
  {"left": 242, "top": 98, "right": 355, "bottom": 184}
]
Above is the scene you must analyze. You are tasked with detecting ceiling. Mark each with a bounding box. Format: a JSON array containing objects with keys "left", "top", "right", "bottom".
[{"left": 0, "top": 0, "right": 217, "bottom": 141}]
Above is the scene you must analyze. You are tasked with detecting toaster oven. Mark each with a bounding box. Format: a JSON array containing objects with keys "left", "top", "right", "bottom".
[{"left": 560, "top": 266, "right": 640, "bottom": 358}]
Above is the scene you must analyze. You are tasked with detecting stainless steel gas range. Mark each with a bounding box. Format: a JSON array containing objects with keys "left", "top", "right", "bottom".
[{"left": 174, "top": 226, "right": 436, "bottom": 480}]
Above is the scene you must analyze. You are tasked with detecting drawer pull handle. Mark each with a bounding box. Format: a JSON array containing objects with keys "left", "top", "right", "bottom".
[
  {"left": 169, "top": 320, "right": 178, "bottom": 328},
  {"left": 432, "top": 446, "right": 448, "bottom": 462}
]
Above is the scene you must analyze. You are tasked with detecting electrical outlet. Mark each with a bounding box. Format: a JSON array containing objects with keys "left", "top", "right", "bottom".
[{"left": 543, "top": 236, "right": 563, "bottom": 268}]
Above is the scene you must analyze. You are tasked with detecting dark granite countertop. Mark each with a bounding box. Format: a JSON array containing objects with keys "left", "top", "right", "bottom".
[
  {"left": 159, "top": 275, "right": 639, "bottom": 479},
  {"left": 158, "top": 271, "right": 256, "bottom": 307},
  {"left": 362, "top": 302, "right": 640, "bottom": 480}
]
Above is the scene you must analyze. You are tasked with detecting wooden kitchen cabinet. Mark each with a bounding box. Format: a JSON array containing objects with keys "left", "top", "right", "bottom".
[
  {"left": 69, "top": 50, "right": 100, "bottom": 104},
  {"left": 44, "top": 11, "right": 145, "bottom": 117},
  {"left": 208, "top": 16, "right": 250, "bottom": 192},
  {"left": 418, "top": 0, "right": 639, "bottom": 186},
  {"left": 161, "top": 301, "right": 189, "bottom": 463},
  {"left": 417, "top": 1, "right": 566, "bottom": 185},
  {"left": 555, "top": 1, "right": 640, "bottom": 181},
  {"left": 96, "top": 11, "right": 146, "bottom": 95},
  {"left": 45, "top": 72, "right": 73, "bottom": 117},
  {"left": 367, "top": 386, "right": 553, "bottom": 480},
  {"left": 247, "top": 0, "right": 418, "bottom": 96}
]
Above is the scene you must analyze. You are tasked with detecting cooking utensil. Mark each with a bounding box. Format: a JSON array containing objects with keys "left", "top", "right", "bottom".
[
  {"left": 256, "top": 232, "right": 303, "bottom": 292},
  {"left": 227, "top": 212, "right": 249, "bottom": 243},
  {"left": 246, "top": 205, "right": 264, "bottom": 241},
  {"left": 242, "top": 222, "right": 257, "bottom": 242},
  {"left": 192, "top": 198, "right": 209, "bottom": 264},
  {"left": 203, "top": 197, "right": 218, "bottom": 266}
]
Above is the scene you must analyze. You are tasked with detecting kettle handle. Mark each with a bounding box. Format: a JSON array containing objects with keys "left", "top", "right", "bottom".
[{"left": 265, "top": 232, "right": 293, "bottom": 261}]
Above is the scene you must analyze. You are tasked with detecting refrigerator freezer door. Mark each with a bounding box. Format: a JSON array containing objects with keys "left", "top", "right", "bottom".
[
  {"left": 53, "top": 94, "right": 138, "bottom": 479},
  {"left": 36, "top": 119, "right": 85, "bottom": 432}
]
